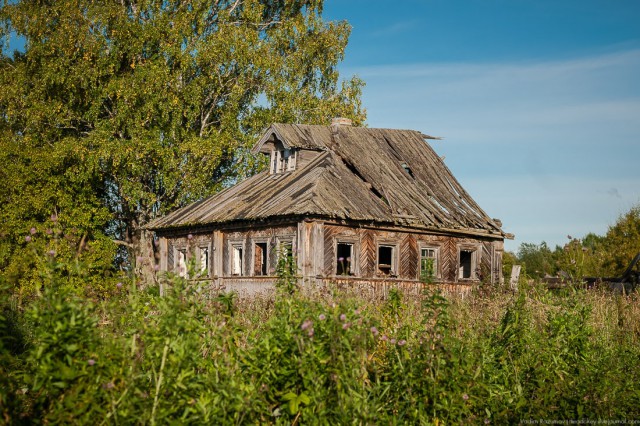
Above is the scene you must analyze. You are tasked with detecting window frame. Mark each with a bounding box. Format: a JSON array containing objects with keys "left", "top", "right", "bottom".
[
  {"left": 376, "top": 242, "right": 398, "bottom": 277},
  {"left": 251, "top": 239, "right": 270, "bottom": 276},
  {"left": 175, "top": 247, "right": 188, "bottom": 278},
  {"left": 335, "top": 239, "right": 358, "bottom": 277},
  {"left": 419, "top": 245, "right": 441, "bottom": 281},
  {"left": 228, "top": 240, "right": 245, "bottom": 277},
  {"left": 457, "top": 244, "right": 481, "bottom": 281},
  {"left": 197, "top": 243, "right": 211, "bottom": 278}
]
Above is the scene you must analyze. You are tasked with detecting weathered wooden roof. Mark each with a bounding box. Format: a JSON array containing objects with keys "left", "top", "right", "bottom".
[{"left": 148, "top": 124, "right": 506, "bottom": 239}]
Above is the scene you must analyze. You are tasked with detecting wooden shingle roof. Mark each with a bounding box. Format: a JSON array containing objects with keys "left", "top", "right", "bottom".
[{"left": 148, "top": 123, "right": 506, "bottom": 239}]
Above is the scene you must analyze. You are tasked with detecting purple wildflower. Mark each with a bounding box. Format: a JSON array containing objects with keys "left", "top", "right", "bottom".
[
  {"left": 339, "top": 313, "right": 347, "bottom": 321},
  {"left": 370, "top": 326, "right": 379, "bottom": 336},
  {"left": 136, "top": 256, "right": 143, "bottom": 264},
  {"left": 301, "top": 319, "right": 313, "bottom": 331},
  {"left": 338, "top": 257, "right": 344, "bottom": 261},
  {"left": 398, "top": 339, "right": 407, "bottom": 346},
  {"left": 50, "top": 214, "right": 58, "bottom": 222},
  {"left": 47, "top": 250, "right": 55, "bottom": 257},
  {"left": 153, "top": 264, "right": 160, "bottom": 271},
  {"left": 46, "top": 228, "right": 53, "bottom": 235},
  {"left": 390, "top": 338, "right": 397, "bottom": 344},
  {"left": 30, "top": 227, "right": 37, "bottom": 235},
  {"left": 381, "top": 335, "right": 388, "bottom": 341},
  {"left": 25, "top": 236, "right": 31, "bottom": 243},
  {"left": 308, "top": 329, "right": 314, "bottom": 337},
  {"left": 342, "top": 322, "right": 350, "bottom": 330},
  {"left": 187, "top": 234, "right": 193, "bottom": 240},
  {"left": 87, "top": 359, "right": 96, "bottom": 366},
  {"left": 318, "top": 314, "right": 326, "bottom": 321},
  {"left": 463, "top": 393, "right": 469, "bottom": 401},
  {"left": 116, "top": 282, "right": 123, "bottom": 289}
]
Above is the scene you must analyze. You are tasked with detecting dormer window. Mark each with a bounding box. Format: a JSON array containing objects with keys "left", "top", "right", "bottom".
[{"left": 271, "top": 148, "right": 297, "bottom": 174}]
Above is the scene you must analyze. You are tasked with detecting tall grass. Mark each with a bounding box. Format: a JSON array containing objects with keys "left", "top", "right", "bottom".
[{"left": 1, "top": 265, "right": 639, "bottom": 423}]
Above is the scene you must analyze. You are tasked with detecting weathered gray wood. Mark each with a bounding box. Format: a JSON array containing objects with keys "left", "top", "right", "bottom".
[{"left": 510, "top": 265, "right": 521, "bottom": 291}]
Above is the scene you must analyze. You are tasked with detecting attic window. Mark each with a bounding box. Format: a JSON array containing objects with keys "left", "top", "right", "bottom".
[{"left": 271, "top": 149, "right": 297, "bottom": 174}]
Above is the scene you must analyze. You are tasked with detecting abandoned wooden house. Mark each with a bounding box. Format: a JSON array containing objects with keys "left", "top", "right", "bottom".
[{"left": 147, "top": 118, "right": 511, "bottom": 293}]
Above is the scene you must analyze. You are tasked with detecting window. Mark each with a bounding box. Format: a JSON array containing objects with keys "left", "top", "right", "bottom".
[
  {"left": 177, "top": 249, "right": 187, "bottom": 278},
  {"left": 336, "top": 243, "right": 353, "bottom": 275},
  {"left": 458, "top": 248, "right": 477, "bottom": 280},
  {"left": 420, "top": 247, "right": 439, "bottom": 281},
  {"left": 278, "top": 241, "right": 293, "bottom": 261},
  {"left": 199, "top": 246, "right": 209, "bottom": 276},
  {"left": 377, "top": 245, "right": 395, "bottom": 276},
  {"left": 231, "top": 245, "right": 243, "bottom": 276},
  {"left": 271, "top": 149, "right": 297, "bottom": 174},
  {"left": 254, "top": 242, "right": 268, "bottom": 276}
]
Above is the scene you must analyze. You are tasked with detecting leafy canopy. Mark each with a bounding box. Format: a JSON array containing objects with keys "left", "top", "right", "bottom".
[{"left": 0, "top": 0, "right": 365, "bottom": 293}]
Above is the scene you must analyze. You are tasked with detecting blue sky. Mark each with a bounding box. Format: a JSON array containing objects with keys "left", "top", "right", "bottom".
[{"left": 323, "top": 0, "right": 640, "bottom": 252}]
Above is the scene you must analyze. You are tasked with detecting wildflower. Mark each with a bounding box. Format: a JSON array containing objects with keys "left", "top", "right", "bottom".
[
  {"left": 46, "top": 228, "right": 53, "bottom": 235},
  {"left": 370, "top": 326, "right": 379, "bottom": 335},
  {"left": 87, "top": 359, "right": 96, "bottom": 366},
  {"left": 116, "top": 282, "right": 123, "bottom": 289},
  {"left": 398, "top": 339, "right": 407, "bottom": 346},
  {"left": 136, "top": 256, "right": 144, "bottom": 264},
  {"left": 342, "top": 322, "right": 350, "bottom": 330},
  {"left": 50, "top": 213, "right": 58, "bottom": 222},
  {"left": 338, "top": 257, "right": 344, "bottom": 261},
  {"left": 484, "top": 419, "right": 490, "bottom": 424},
  {"left": 462, "top": 393, "right": 469, "bottom": 401},
  {"left": 308, "top": 329, "right": 314, "bottom": 337},
  {"left": 318, "top": 314, "right": 326, "bottom": 321},
  {"left": 47, "top": 250, "right": 55, "bottom": 257},
  {"left": 390, "top": 338, "right": 397, "bottom": 344},
  {"left": 25, "top": 236, "right": 31, "bottom": 243},
  {"left": 187, "top": 234, "right": 193, "bottom": 240},
  {"left": 381, "top": 335, "right": 388, "bottom": 341},
  {"left": 30, "top": 227, "right": 37, "bottom": 235},
  {"left": 339, "top": 313, "right": 347, "bottom": 321},
  {"left": 103, "top": 382, "right": 115, "bottom": 390},
  {"left": 154, "top": 264, "right": 160, "bottom": 271},
  {"left": 301, "top": 319, "right": 313, "bottom": 331}
]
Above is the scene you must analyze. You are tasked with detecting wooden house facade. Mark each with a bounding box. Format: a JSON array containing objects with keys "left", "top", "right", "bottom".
[{"left": 147, "top": 119, "right": 511, "bottom": 293}]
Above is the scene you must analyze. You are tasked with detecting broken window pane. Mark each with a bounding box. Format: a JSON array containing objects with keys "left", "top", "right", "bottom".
[
  {"left": 336, "top": 243, "right": 353, "bottom": 275},
  {"left": 254, "top": 242, "right": 267, "bottom": 276},
  {"left": 378, "top": 245, "right": 394, "bottom": 276},
  {"left": 200, "top": 247, "right": 209, "bottom": 276},
  {"left": 459, "top": 249, "right": 474, "bottom": 279},
  {"left": 232, "top": 246, "right": 243, "bottom": 276}
]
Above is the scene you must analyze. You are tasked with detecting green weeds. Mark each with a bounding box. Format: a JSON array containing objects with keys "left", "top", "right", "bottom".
[{"left": 1, "top": 260, "right": 639, "bottom": 423}]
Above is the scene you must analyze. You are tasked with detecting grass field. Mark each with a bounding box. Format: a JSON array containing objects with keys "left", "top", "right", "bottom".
[{"left": 2, "top": 273, "right": 639, "bottom": 424}]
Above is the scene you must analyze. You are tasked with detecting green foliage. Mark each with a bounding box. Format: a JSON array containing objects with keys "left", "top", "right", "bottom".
[
  {"left": 514, "top": 204, "right": 640, "bottom": 281},
  {"left": 0, "top": 0, "right": 365, "bottom": 287},
  {"left": 600, "top": 205, "right": 640, "bottom": 276},
  {"left": 275, "top": 244, "right": 299, "bottom": 295},
  {"left": 2, "top": 248, "right": 640, "bottom": 423}
]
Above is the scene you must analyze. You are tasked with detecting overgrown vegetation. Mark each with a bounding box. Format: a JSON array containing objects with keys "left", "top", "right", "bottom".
[
  {"left": 2, "top": 250, "right": 639, "bottom": 423},
  {"left": 510, "top": 204, "right": 640, "bottom": 281}
]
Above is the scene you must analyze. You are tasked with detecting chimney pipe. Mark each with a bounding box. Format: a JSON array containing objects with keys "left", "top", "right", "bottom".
[{"left": 331, "top": 117, "right": 352, "bottom": 127}]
